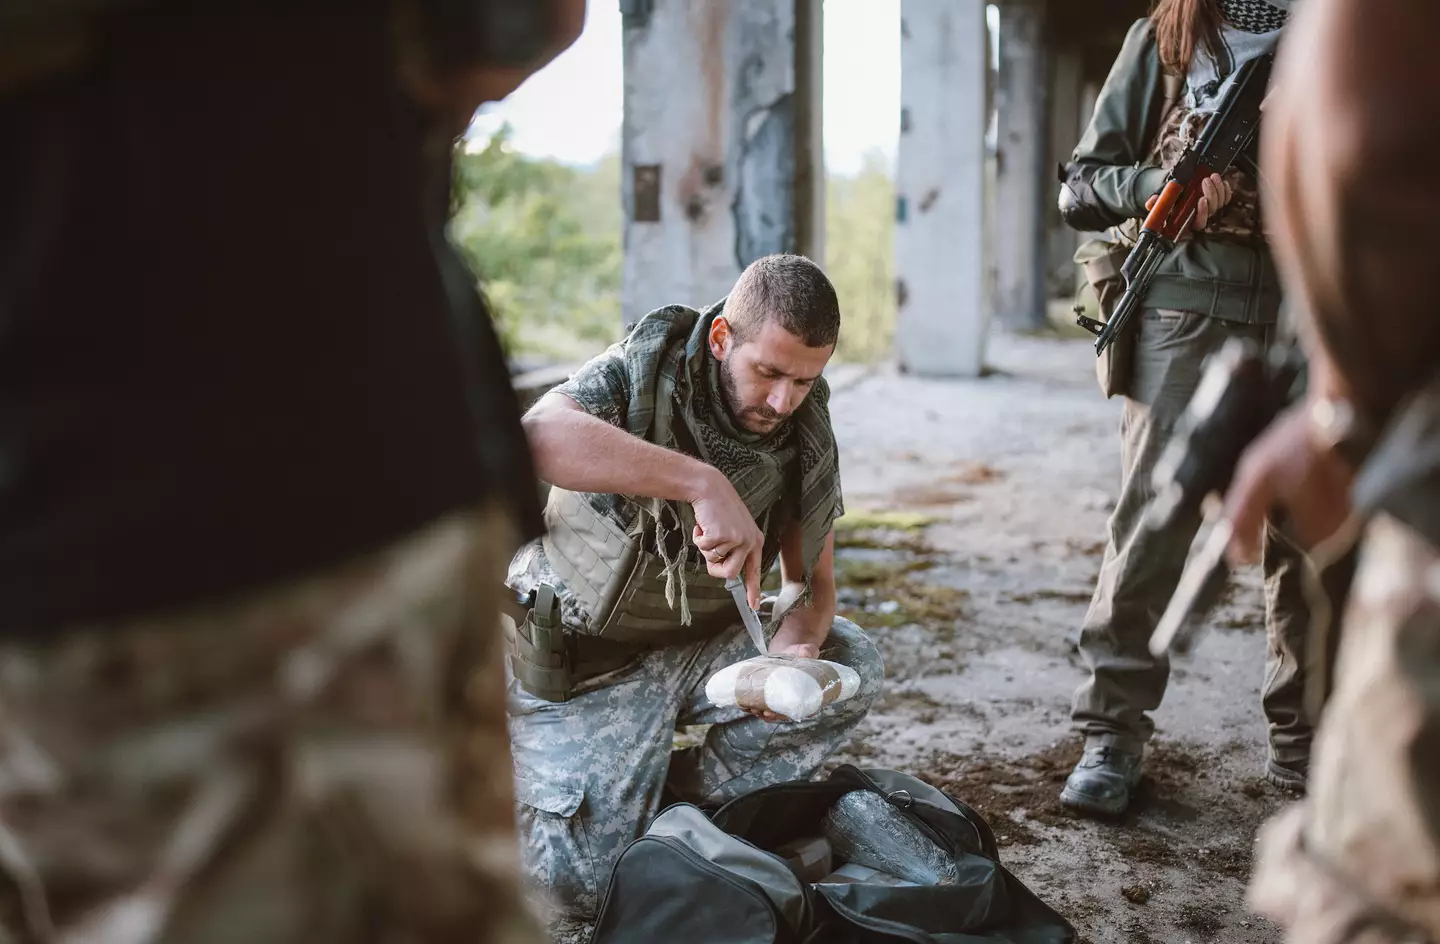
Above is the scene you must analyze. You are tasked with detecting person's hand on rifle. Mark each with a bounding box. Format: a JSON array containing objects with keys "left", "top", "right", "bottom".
[
  {"left": 1145, "top": 172, "right": 1234, "bottom": 233},
  {"left": 1221, "top": 395, "right": 1357, "bottom": 565}
]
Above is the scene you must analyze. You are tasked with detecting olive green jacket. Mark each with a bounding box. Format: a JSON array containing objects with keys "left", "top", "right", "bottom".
[{"left": 1068, "top": 18, "right": 1282, "bottom": 324}]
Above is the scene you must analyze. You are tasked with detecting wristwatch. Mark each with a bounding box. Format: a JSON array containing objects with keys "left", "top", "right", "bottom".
[{"left": 1307, "top": 396, "right": 1378, "bottom": 469}]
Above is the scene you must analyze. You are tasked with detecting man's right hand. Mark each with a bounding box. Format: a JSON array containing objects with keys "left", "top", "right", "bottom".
[
  {"left": 1222, "top": 399, "right": 1356, "bottom": 565},
  {"left": 1144, "top": 172, "right": 1234, "bottom": 232},
  {"left": 691, "top": 469, "right": 764, "bottom": 608}
]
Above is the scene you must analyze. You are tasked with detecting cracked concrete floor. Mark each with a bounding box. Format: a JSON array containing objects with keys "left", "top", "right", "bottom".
[{"left": 821, "top": 331, "right": 1295, "bottom": 944}]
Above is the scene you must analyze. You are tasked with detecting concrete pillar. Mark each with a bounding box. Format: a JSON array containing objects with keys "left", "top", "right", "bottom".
[
  {"left": 993, "top": 0, "right": 1049, "bottom": 331},
  {"left": 1045, "top": 44, "right": 1085, "bottom": 299},
  {"left": 894, "top": 0, "right": 989, "bottom": 377},
  {"left": 620, "top": 0, "right": 824, "bottom": 329}
]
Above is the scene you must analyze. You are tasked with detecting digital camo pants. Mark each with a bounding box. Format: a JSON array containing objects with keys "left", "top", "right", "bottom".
[
  {"left": 507, "top": 617, "right": 884, "bottom": 925},
  {"left": 0, "top": 506, "right": 540, "bottom": 944}
]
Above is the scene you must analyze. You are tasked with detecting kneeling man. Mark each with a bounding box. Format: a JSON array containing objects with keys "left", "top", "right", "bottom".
[{"left": 505, "top": 254, "right": 884, "bottom": 927}]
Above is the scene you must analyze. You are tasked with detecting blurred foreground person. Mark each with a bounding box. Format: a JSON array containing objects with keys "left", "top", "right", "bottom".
[
  {"left": 1221, "top": 0, "right": 1440, "bottom": 940},
  {"left": 0, "top": 2, "right": 580, "bottom": 940}
]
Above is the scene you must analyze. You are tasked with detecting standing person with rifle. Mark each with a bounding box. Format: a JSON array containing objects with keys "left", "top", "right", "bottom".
[
  {"left": 1055, "top": 0, "right": 1316, "bottom": 816},
  {"left": 1225, "top": 0, "right": 1440, "bottom": 938}
]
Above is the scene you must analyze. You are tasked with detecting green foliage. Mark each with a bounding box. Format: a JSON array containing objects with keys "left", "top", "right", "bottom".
[
  {"left": 835, "top": 508, "right": 935, "bottom": 533},
  {"left": 451, "top": 127, "right": 624, "bottom": 362},
  {"left": 451, "top": 129, "right": 899, "bottom": 365},
  {"left": 825, "top": 150, "right": 897, "bottom": 363}
]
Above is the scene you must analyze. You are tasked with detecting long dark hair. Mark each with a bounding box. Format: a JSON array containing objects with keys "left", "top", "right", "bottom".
[{"left": 1150, "top": 0, "right": 1223, "bottom": 75}]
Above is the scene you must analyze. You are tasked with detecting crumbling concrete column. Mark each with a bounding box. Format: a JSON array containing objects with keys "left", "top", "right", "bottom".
[
  {"left": 620, "top": 0, "right": 824, "bottom": 329},
  {"left": 993, "top": 0, "right": 1049, "bottom": 331},
  {"left": 894, "top": 0, "right": 989, "bottom": 377}
]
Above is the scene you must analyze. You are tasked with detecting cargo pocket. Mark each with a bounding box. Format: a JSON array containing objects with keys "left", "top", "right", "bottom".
[
  {"left": 1077, "top": 237, "right": 1134, "bottom": 399},
  {"left": 514, "top": 773, "right": 599, "bottom": 919}
]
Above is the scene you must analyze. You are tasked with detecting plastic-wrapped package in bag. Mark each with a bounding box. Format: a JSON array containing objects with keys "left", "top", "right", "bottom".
[
  {"left": 822, "top": 790, "right": 958, "bottom": 885},
  {"left": 772, "top": 836, "right": 833, "bottom": 882},
  {"left": 815, "top": 863, "right": 919, "bottom": 887},
  {"left": 704, "top": 655, "right": 860, "bottom": 721}
]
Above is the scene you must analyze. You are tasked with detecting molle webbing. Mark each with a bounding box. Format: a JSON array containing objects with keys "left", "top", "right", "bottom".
[
  {"left": 602, "top": 551, "right": 735, "bottom": 643},
  {"left": 541, "top": 486, "right": 735, "bottom": 644},
  {"left": 540, "top": 486, "right": 638, "bottom": 626}
]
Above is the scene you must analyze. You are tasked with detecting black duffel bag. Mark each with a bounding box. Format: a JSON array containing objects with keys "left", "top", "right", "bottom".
[{"left": 589, "top": 764, "right": 1075, "bottom": 944}]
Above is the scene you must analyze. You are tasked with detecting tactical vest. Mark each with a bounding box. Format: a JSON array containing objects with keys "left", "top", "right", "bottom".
[
  {"left": 545, "top": 486, "right": 737, "bottom": 641},
  {"left": 506, "top": 487, "right": 746, "bottom": 702}
]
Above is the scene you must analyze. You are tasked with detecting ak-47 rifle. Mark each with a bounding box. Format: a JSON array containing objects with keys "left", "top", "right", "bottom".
[{"left": 1076, "top": 52, "right": 1274, "bottom": 356}]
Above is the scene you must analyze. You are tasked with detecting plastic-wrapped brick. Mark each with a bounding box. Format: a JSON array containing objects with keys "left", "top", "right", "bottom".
[
  {"left": 823, "top": 790, "right": 958, "bottom": 885},
  {"left": 704, "top": 655, "right": 861, "bottom": 721}
]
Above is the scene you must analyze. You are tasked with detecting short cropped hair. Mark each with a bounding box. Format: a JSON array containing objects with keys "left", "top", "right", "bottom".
[{"left": 726, "top": 254, "right": 840, "bottom": 349}]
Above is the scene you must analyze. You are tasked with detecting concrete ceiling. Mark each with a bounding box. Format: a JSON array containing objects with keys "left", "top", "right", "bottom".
[{"left": 1042, "top": 0, "right": 1152, "bottom": 82}]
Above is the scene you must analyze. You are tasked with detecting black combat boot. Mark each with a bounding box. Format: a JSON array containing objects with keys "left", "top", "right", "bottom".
[
  {"left": 1059, "top": 743, "right": 1144, "bottom": 816},
  {"left": 1264, "top": 756, "right": 1308, "bottom": 793}
]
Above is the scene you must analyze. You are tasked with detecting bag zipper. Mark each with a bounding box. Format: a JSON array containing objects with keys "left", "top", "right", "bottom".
[
  {"left": 711, "top": 779, "right": 853, "bottom": 830},
  {"left": 817, "top": 893, "right": 935, "bottom": 944}
]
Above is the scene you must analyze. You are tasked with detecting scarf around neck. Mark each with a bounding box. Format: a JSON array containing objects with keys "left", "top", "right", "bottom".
[
  {"left": 620, "top": 299, "right": 842, "bottom": 623},
  {"left": 1187, "top": 2, "right": 1291, "bottom": 111}
]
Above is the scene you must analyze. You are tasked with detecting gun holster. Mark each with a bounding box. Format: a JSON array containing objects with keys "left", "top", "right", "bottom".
[
  {"left": 501, "top": 585, "right": 646, "bottom": 703},
  {"left": 503, "top": 585, "right": 572, "bottom": 702}
]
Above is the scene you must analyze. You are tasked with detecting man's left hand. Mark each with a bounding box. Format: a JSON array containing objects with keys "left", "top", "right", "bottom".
[
  {"left": 737, "top": 601, "right": 830, "bottom": 723},
  {"left": 767, "top": 600, "right": 828, "bottom": 660}
]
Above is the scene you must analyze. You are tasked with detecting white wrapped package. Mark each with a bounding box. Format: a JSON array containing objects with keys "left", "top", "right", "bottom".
[{"left": 704, "top": 655, "right": 861, "bottom": 721}]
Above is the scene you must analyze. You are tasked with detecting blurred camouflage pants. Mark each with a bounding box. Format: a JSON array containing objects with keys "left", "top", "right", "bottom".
[
  {"left": 0, "top": 506, "right": 541, "bottom": 944},
  {"left": 506, "top": 616, "right": 884, "bottom": 926},
  {"left": 1250, "top": 514, "right": 1440, "bottom": 943}
]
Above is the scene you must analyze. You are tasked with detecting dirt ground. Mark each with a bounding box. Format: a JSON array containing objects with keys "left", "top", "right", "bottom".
[{"left": 820, "top": 331, "right": 1293, "bottom": 943}]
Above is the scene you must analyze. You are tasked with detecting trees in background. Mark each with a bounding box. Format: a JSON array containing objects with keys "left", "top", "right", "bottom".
[
  {"left": 451, "top": 128, "right": 623, "bottom": 363},
  {"left": 825, "top": 149, "right": 896, "bottom": 363},
  {"left": 452, "top": 129, "right": 896, "bottom": 364}
]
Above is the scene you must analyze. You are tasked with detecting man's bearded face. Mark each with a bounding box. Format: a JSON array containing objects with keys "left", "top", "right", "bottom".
[{"left": 714, "top": 317, "right": 834, "bottom": 435}]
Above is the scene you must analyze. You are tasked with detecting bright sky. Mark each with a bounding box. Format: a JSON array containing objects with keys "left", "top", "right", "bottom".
[{"left": 467, "top": 0, "right": 908, "bottom": 175}]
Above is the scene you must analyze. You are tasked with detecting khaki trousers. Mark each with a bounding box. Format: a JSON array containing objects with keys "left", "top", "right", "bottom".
[{"left": 1071, "top": 308, "right": 1313, "bottom": 764}]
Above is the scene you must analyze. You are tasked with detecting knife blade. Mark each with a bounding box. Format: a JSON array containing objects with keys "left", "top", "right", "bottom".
[{"left": 725, "top": 576, "right": 769, "bottom": 655}]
